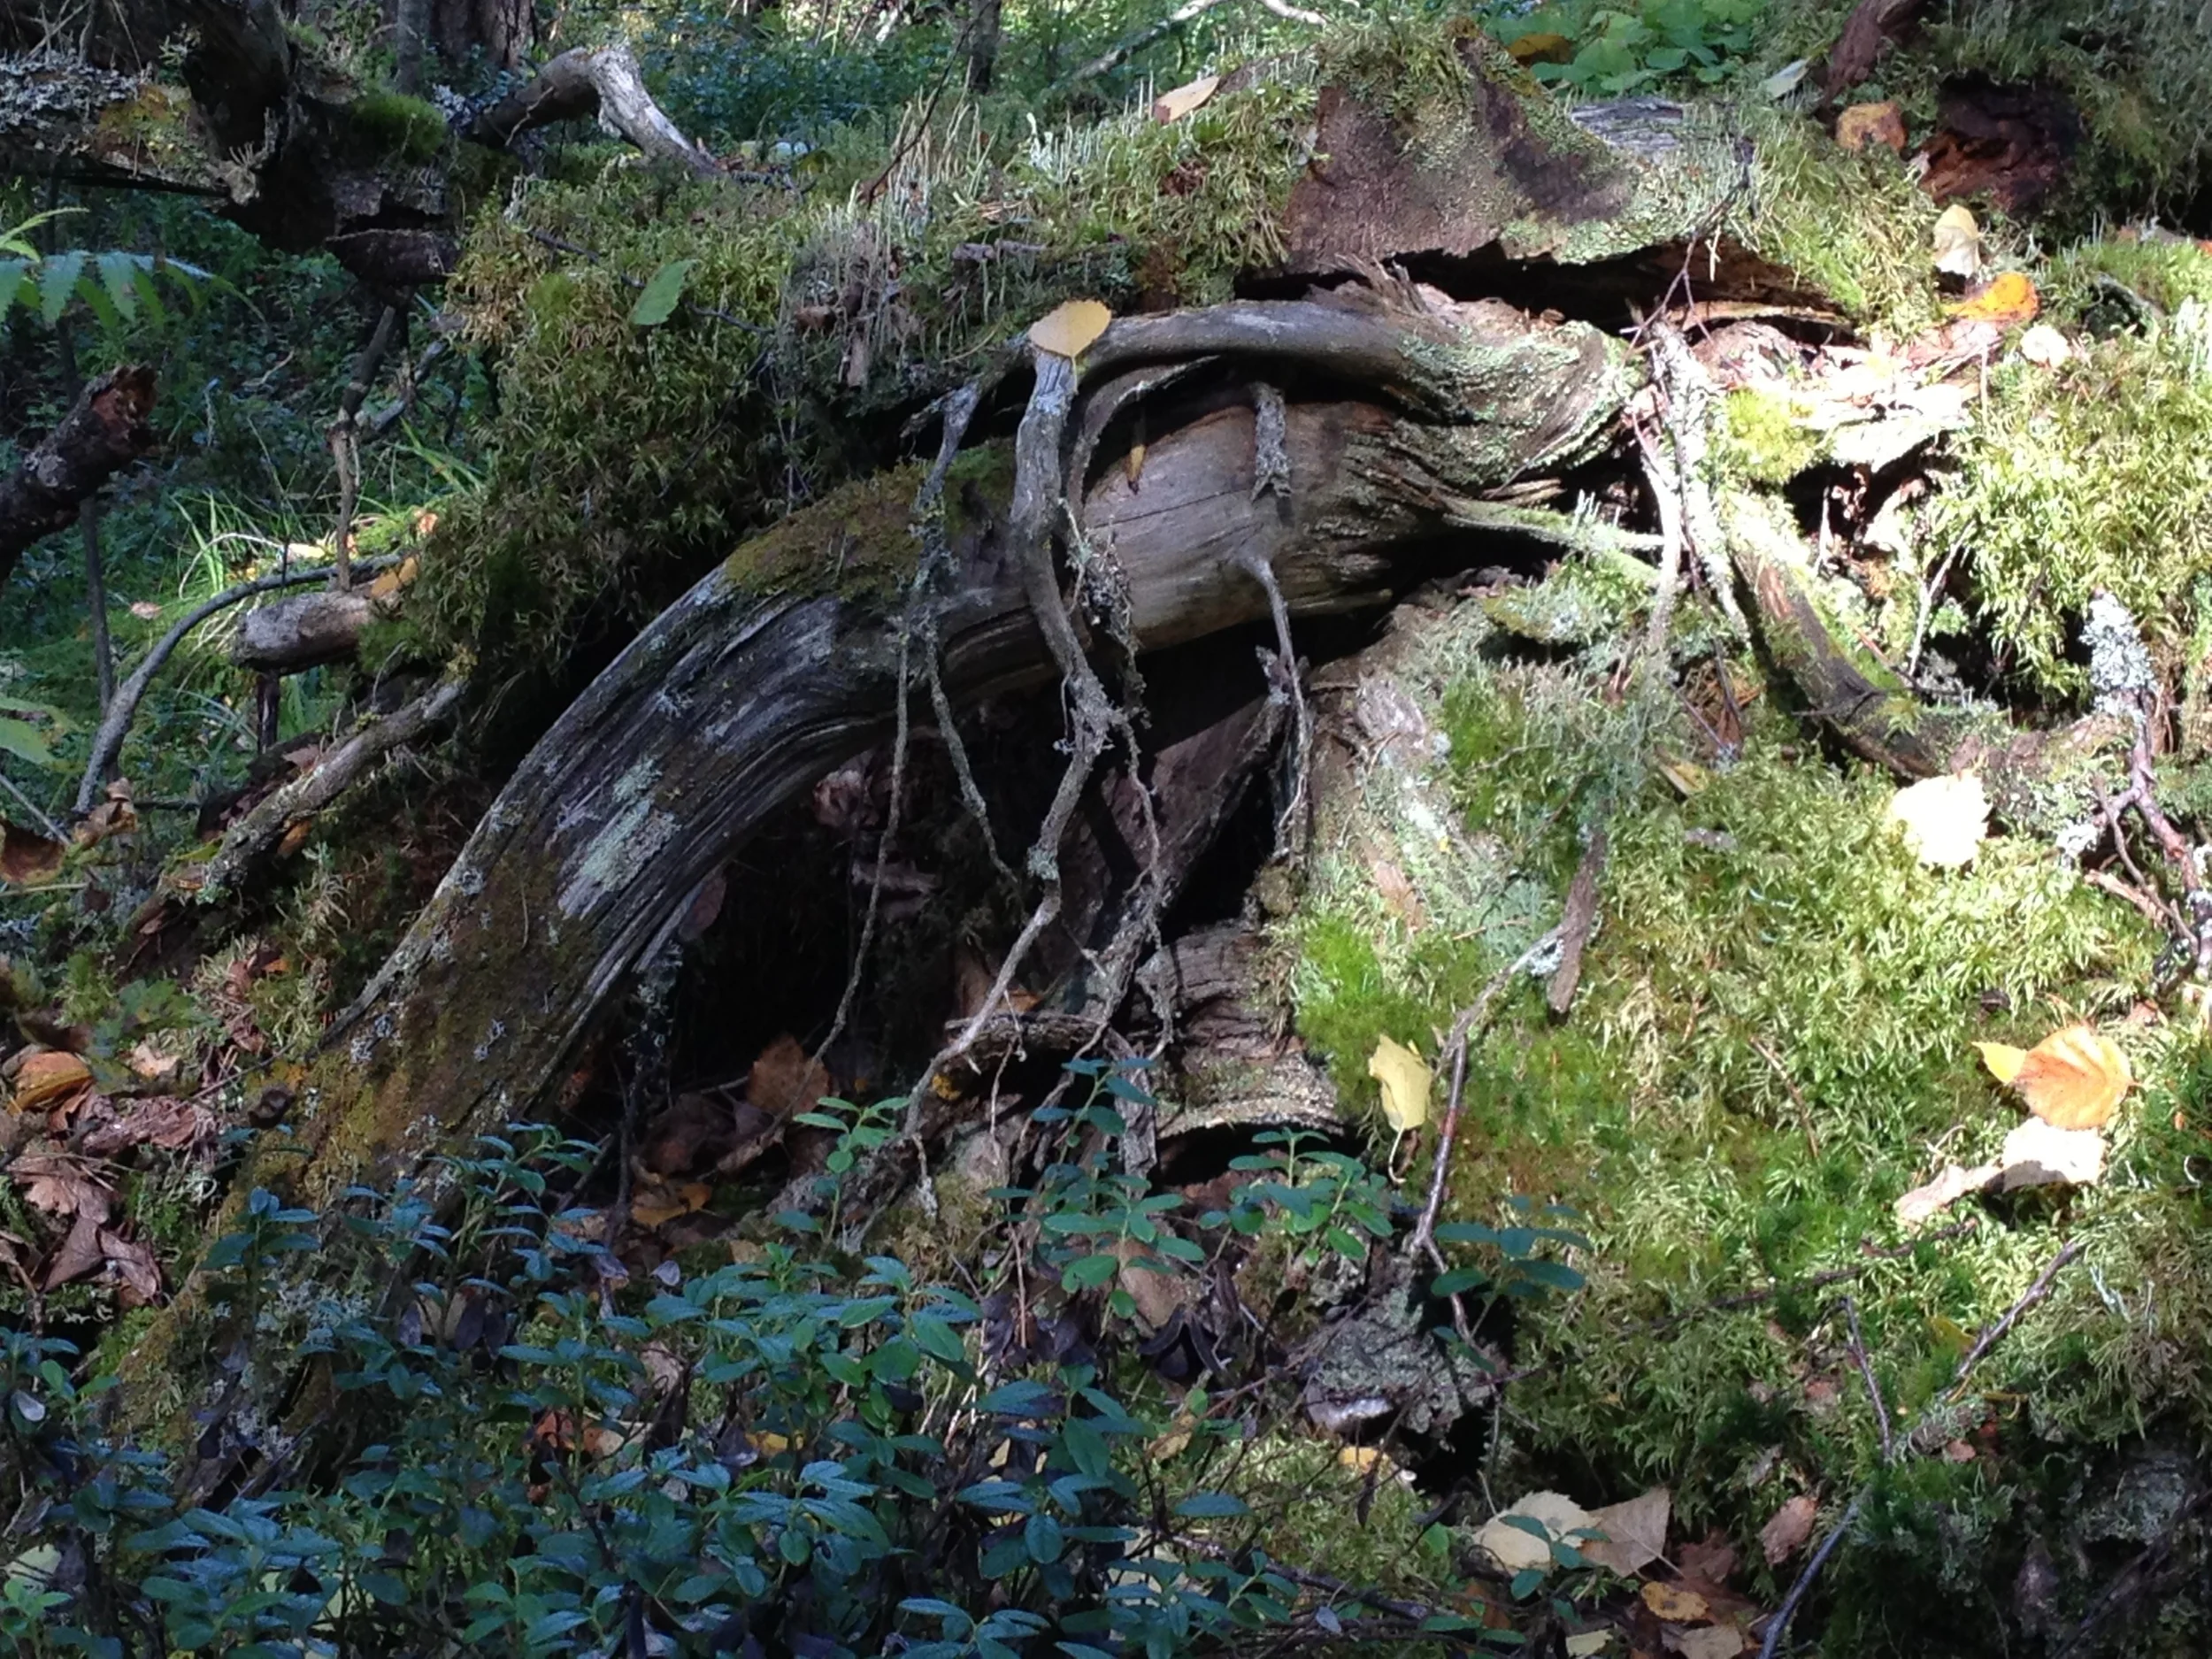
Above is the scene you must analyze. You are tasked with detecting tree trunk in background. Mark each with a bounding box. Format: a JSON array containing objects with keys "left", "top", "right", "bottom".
[
  {"left": 965, "top": 0, "right": 1002, "bottom": 92},
  {"left": 433, "top": 0, "right": 534, "bottom": 71},
  {"left": 395, "top": 0, "right": 429, "bottom": 91}
]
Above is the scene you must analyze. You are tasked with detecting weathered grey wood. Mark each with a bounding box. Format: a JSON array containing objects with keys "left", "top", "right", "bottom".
[
  {"left": 273, "top": 299, "right": 1624, "bottom": 1210},
  {"left": 229, "top": 588, "right": 383, "bottom": 673}
]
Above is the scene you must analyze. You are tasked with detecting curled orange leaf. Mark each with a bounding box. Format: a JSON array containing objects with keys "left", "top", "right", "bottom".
[{"left": 1977, "top": 1024, "right": 2131, "bottom": 1130}]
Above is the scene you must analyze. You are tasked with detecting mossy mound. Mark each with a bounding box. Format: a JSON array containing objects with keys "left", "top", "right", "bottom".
[
  {"left": 1280, "top": 566, "right": 2212, "bottom": 1634},
  {"left": 1933, "top": 315, "right": 2212, "bottom": 700}
]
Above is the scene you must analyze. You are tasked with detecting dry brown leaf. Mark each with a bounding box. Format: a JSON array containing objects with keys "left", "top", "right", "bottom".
[
  {"left": 0, "top": 823, "right": 64, "bottom": 885},
  {"left": 1760, "top": 1494, "right": 1818, "bottom": 1564},
  {"left": 1677, "top": 1534, "right": 1738, "bottom": 1584},
  {"left": 1671, "top": 1629, "right": 1742, "bottom": 1659},
  {"left": 1371, "top": 857, "right": 1425, "bottom": 928},
  {"left": 1581, "top": 1486, "right": 1671, "bottom": 1576},
  {"left": 9, "top": 1050, "right": 90, "bottom": 1114},
  {"left": 10, "top": 1153, "right": 115, "bottom": 1219},
  {"left": 1640, "top": 1581, "right": 1709, "bottom": 1622},
  {"left": 1368, "top": 1035, "right": 1431, "bottom": 1133},
  {"left": 126, "top": 1038, "right": 185, "bottom": 1082},
  {"left": 1029, "top": 298, "right": 1112, "bottom": 360},
  {"left": 81, "top": 1096, "right": 217, "bottom": 1157},
  {"left": 1976, "top": 1025, "right": 2131, "bottom": 1129},
  {"left": 1941, "top": 1439, "right": 1977, "bottom": 1462},
  {"left": 97, "top": 1227, "right": 162, "bottom": 1307},
  {"left": 1563, "top": 1633, "right": 1611, "bottom": 1657},
  {"left": 1835, "top": 101, "right": 1906, "bottom": 154},
  {"left": 749, "top": 1033, "right": 831, "bottom": 1118},
  {"left": 1124, "top": 441, "right": 1146, "bottom": 488},
  {"left": 1932, "top": 203, "right": 1982, "bottom": 278},
  {"left": 631, "top": 1179, "right": 711, "bottom": 1230},
  {"left": 1151, "top": 74, "right": 1220, "bottom": 124},
  {"left": 73, "top": 796, "right": 137, "bottom": 848},
  {"left": 1947, "top": 271, "right": 2039, "bottom": 326},
  {"left": 128, "top": 600, "right": 163, "bottom": 620},
  {"left": 275, "top": 819, "right": 313, "bottom": 857},
  {"left": 42, "top": 1209, "right": 105, "bottom": 1290}
]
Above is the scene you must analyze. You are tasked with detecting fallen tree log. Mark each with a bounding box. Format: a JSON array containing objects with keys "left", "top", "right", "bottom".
[
  {"left": 0, "top": 365, "right": 155, "bottom": 593},
  {"left": 121, "top": 288, "right": 1631, "bottom": 1448},
  {"left": 228, "top": 587, "right": 386, "bottom": 674}
]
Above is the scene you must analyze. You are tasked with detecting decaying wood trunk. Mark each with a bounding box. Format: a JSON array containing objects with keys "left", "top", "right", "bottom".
[
  {"left": 121, "top": 287, "right": 1634, "bottom": 1443},
  {"left": 0, "top": 365, "right": 155, "bottom": 591}
]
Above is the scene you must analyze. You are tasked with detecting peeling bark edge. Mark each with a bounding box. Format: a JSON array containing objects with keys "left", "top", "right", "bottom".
[{"left": 0, "top": 365, "right": 156, "bottom": 592}]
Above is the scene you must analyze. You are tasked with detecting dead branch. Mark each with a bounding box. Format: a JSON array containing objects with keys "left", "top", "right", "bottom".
[
  {"left": 73, "top": 556, "right": 400, "bottom": 819},
  {"left": 0, "top": 365, "right": 156, "bottom": 594},
  {"left": 200, "top": 677, "right": 466, "bottom": 896},
  {"left": 1758, "top": 1238, "right": 2086, "bottom": 1658},
  {"left": 229, "top": 588, "right": 388, "bottom": 674},
  {"left": 328, "top": 306, "right": 401, "bottom": 592},
  {"left": 1060, "top": 0, "right": 1237, "bottom": 86},
  {"left": 470, "top": 42, "right": 720, "bottom": 175},
  {"left": 1409, "top": 929, "right": 1565, "bottom": 1270}
]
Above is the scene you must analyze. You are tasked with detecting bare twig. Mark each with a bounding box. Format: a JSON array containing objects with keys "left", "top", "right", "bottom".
[
  {"left": 1946, "top": 1237, "right": 2084, "bottom": 1394},
  {"left": 201, "top": 677, "right": 466, "bottom": 895},
  {"left": 73, "top": 557, "right": 400, "bottom": 818},
  {"left": 1409, "top": 928, "right": 1563, "bottom": 1268},
  {"left": 1758, "top": 1238, "right": 2085, "bottom": 1656},
  {"left": 1060, "top": 0, "right": 1237, "bottom": 86},
  {"left": 1840, "top": 1295, "right": 1893, "bottom": 1464},
  {"left": 328, "top": 305, "right": 401, "bottom": 591},
  {"left": 1756, "top": 1494, "right": 1864, "bottom": 1659}
]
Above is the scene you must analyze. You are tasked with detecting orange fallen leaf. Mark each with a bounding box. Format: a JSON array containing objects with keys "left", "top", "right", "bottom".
[
  {"left": 1640, "top": 1581, "right": 1709, "bottom": 1622},
  {"left": 10, "top": 1050, "right": 91, "bottom": 1114},
  {"left": 1835, "top": 101, "right": 1906, "bottom": 155},
  {"left": 1946, "top": 271, "right": 2039, "bottom": 326},
  {"left": 1975, "top": 1025, "right": 2131, "bottom": 1130},
  {"left": 0, "top": 823, "right": 64, "bottom": 885}
]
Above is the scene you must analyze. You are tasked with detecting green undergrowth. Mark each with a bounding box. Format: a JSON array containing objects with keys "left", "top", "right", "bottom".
[
  {"left": 420, "top": 69, "right": 1323, "bottom": 707},
  {"left": 1730, "top": 107, "right": 1950, "bottom": 335},
  {"left": 1932, "top": 312, "right": 2212, "bottom": 698},
  {"left": 1284, "top": 578, "right": 2212, "bottom": 1608}
]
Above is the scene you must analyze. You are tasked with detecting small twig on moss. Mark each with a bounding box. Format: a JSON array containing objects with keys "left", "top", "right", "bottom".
[
  {"left": 1760, "top": 1238, "right": 2085, "bottom": 1657},
  {"left": 1409, "top": 928, "right": 1563, "bottom": 1270},
  {"left": 1840, "top": 1294, "right": 1893, "bottom": 1464},
  {"left": 1756, "top": 1493, "right": 1865, "bottom": 1659},
  {"left": 1945, "top": 1237, "right": 2084, "bottom": 1396}
]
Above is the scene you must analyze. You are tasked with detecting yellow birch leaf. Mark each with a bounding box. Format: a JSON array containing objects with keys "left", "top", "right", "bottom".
[
  {"left": 1974, "top": 1041, "right": 2028, "bottom": 1085},
  {"left": 1030, "top": 298, "right": 1112, "bottom": 359},
  {"left": 1368, "top": 1034, "right": 1431, "bottom": 1132},
  {"left": 2001, "top": 1024, "right": 2132, "bottom": 1130}
]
